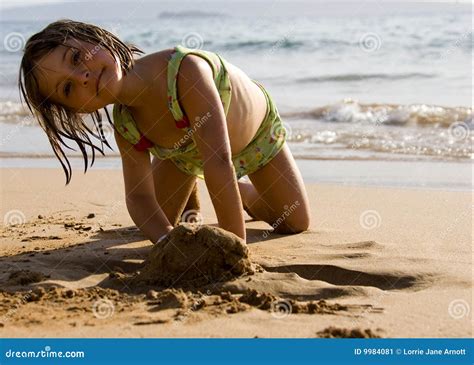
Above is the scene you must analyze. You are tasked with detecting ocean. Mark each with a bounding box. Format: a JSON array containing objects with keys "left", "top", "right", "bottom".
[{"left": 0, "top": 1, "right": 472, "bottom": 189}]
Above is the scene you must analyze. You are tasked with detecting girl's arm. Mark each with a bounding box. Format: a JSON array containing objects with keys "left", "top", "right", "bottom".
[
  {"left": 115, "top": 130, "right": 173, "bottom": 243},
  {"left": 177, "top": 56, "right": 246, "bottom": 241}
]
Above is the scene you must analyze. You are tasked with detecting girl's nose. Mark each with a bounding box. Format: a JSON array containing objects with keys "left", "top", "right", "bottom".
[{"left": 76, "top": 70, "right": 90, "bottom": 86}]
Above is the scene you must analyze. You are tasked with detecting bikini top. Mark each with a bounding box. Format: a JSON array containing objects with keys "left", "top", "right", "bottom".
[{"left": 112, "top": 45, "right": 232, "bottom": 160}]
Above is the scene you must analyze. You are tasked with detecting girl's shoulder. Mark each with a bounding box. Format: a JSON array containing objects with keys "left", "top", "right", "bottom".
[{"left": 134, "top": 48, "right": 174, "bottom": 67}]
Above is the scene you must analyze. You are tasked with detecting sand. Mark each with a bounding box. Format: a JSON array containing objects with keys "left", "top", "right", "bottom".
[
  {"left": 131, "top": 223, "right": 253, "bottom": 287},
  {"left": 0, "top": 168, "right": 472, "bottom": 338}
]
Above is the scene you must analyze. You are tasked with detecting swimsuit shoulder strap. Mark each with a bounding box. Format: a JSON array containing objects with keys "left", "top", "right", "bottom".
[{"left": 167, "top": 45, "right": 232, "bottom": 129}]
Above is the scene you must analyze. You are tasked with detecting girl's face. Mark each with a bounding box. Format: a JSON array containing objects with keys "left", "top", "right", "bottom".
[{"left": 35, "top": 38, "right": 123, "bottom": 113}]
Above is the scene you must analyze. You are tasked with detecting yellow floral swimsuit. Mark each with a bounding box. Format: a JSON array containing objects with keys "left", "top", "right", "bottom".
[{"left": 112, "top": 45, "right": 287, "bottom": 179}]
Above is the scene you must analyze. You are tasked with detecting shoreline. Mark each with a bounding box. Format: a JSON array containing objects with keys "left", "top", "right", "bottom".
[{"left": 0, "top": 158, "right": 471, "bottom": 192}]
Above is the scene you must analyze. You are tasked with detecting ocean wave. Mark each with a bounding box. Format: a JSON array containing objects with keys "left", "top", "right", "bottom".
[
  {"left": 285, "top": 125, "right": 473, "bottom": 161},
  {"left": 0, "top": 152, "right": 121, "bottom": 158},
  {"left": 157, "top": 11, "right": 229, "bottom": 19},
  {"left": 220, "top": 39, "right": 305, "bottom": 51},
  {"left": 295, "top": 72, "right": 436, "bottom": 83},
  {"left": 0, "top": 101, "right": 114, "bottom": 125},
  {"left": 1, "top": 99, "right": 472, "bottom": 161},
  {"left": 279, "top": 101, "right": 473, "bottom": 161},
  {"left": 2, "top": 100, "right": 472, "bottom": 130},
  {"left": 281, "top": 100, "right": 472, "bottom": 128},
  {"left": 0, "top": 101, "right": 31, "bottom": 123}
]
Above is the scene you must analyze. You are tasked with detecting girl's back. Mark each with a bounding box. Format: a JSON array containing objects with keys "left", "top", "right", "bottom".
[{"left": 123, "top": 48, "right": 268, "bottom": 155}]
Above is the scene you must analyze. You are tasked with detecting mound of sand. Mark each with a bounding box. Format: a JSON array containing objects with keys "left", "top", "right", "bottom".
[
  {"left": 132, "top": 224, "right": 253, "bottom": 286},
  {"left": 6, "top": 270, "right": 48, "bottom": 286}
]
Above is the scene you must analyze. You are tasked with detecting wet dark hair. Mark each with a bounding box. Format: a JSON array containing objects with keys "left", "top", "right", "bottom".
[{"left": 18, "top": 19, "right": 144, "bottom": 184}]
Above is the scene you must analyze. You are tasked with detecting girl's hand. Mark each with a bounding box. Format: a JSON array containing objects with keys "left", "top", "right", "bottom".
[{"left": 155, "top": 229, "right": 171, "bottom": 245}]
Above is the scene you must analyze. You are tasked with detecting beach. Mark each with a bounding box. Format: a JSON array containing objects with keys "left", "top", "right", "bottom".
[
  {"left": 0, "top": 0, "right": 472, "bottom": 341},
  {"left": 0, "top": 167, "right": 471, "bottom": 338}
]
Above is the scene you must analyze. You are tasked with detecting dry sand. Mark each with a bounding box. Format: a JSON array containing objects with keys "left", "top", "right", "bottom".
[{"left": 0, "top": 168, "right": 471, "bottom": 338}]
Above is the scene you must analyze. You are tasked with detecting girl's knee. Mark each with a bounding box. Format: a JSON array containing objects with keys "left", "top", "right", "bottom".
[
  {"left": 274, "top": 221, "right": 309, "bottom": 234},
  {"left": 272, "top": 209, "right": 310, "bottom": 234}
]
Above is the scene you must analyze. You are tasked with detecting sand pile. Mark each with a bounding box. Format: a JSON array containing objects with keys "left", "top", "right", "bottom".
[
  {"left": 132, "top": 224, "right": 253, "bottom": 287},
  {"left": 144, "top": 288, "right": 351, "bottom": 317},
  {"left": 6, "top": 270, "right": 48, "bottom": 286}
]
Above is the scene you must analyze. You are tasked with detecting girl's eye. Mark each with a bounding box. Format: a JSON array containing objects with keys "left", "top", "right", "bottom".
[
  {"left": 72, "top": 49, "right": 81, "bottom": 65},
  {"left": 64, "top": 82, "right": 72, "bottom": 96}
]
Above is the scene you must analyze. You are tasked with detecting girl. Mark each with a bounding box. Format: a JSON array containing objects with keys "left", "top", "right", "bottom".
[{"left": 19, "top": 19, "right": 310, "bottom": 243}]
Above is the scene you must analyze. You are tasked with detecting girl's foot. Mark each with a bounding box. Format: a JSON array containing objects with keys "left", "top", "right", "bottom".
[{"left": 243, "top": 202, "right": 258, "bottom": 221}]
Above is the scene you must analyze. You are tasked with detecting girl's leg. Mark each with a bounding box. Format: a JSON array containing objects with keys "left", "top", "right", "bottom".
[
  {"left": 183, "top": 181, "right": 200, "bottom": 213},
  {"left": 151, "top": 157, "right": 198, "bottom": 227},
  {"left": 239, "top": 144, "right": 310, "bottom": 233}
]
